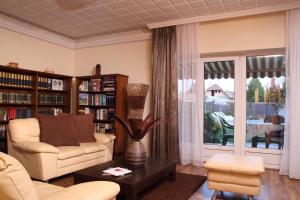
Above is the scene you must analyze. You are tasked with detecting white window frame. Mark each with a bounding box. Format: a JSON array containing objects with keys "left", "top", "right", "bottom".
[{"left": 200, "top": 55, "right": 283, "bottom": 169}]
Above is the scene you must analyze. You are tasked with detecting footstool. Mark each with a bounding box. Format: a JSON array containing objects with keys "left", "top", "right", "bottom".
[{"left": 204, "top": 154, "right": 265, "bottom": 200}]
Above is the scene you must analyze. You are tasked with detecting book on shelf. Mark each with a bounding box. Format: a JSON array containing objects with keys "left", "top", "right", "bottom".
[
  {"left": 78, "top": 93, "right": 115, "bottom": 106},
  {"left": 38, "top": 77, "right": 64, "bottom": 91},
  {"left": 0, "top": 92, "right": 32, "bottom": 104},
  {"left": 95, "top": 108, "right": 115, "bottom": 121},
  {"left": 0, "top": 108, "right": 32, "bottom": 120},
  {"left": 79, "top": 108, "right": 115, "bottom": 121},
  {"left": 78, "top": 107, "right": 90, "bottom": 114},
  {"left": 0, "top": 71, "right": 33, "bottom": 88},
  {"left": 39, "top": 94, "right": 64, "bottom": 105},
  {"left": 38, "top": 77, "right": 51, "bottom": 90},
  {"left": 79, "top": 79, "right": 101, "bottom": 92},
  {"left": 102, "top": 87, "right": 114, "bottom": 92},
  {"left": 102, "top": 77, "right": 115, "bottom": 92},
  {"left": 38, "top": 108, "right": 62, "bottom": 116},
  {"left": 95, "top": 109, "right": 107, "bottom": 120},
  {"left": 95, "top": 123, "right": 115, "bottom": 133},
  {"left": 79, "top": 93, "right": 89, "bottom": 105},
  {"left": 92, "top": 79, "right": 101, "bottom": 91}
]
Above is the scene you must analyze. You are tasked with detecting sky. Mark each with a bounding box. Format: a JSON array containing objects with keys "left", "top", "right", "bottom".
[{"left": 205, "top": 76, "right": 285, "bottom": 92}]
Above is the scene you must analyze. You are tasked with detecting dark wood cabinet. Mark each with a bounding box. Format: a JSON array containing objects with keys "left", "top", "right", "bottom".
[
  {"left": 0, "top": 65, "right": 72, "bottom": 153},
  {"left": 75, "top": 74, "right": 128, "bottom": 155}
]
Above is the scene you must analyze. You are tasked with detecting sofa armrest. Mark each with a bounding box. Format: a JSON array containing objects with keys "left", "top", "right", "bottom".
[
  {"left": 67, "top": 181, "right": 120, "bottom": 200},
  {"left": 14, "top": 141, "right": 59, "bottom": 154},
  {"left": 94, "top": 133, "right": 116, "bottom": 145}
]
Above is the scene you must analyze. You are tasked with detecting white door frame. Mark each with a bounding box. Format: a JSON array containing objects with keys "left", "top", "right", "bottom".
[
  {"left": 200, "top": 55, "right": 283, "bottom": 169},
  {"left": 200, "top": 56, "right": 240, "bottom": 162}
]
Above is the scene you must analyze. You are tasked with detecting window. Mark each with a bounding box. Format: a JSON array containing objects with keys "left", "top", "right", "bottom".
[
  {"left": 203, "top": 60, "right": 235, "bottom": 146},
  {"left": 245, "top": 55, "right": 286, "bottom": 150}
]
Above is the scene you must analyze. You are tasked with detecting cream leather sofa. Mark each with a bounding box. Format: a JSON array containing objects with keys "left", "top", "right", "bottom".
[
  {"left": 0, "top": 152, "right": 120, "bottom": 200},
  {"left": 7, "top": 118, "right": 115, "bottom": 181}
]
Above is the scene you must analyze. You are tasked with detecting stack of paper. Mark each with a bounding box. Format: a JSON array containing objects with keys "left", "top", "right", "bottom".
[{"left": 103, "top": 167, "right": 132, "bottom": 176}]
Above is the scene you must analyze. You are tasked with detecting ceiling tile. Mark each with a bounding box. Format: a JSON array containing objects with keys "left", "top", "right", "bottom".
[
  {"left": 154, "top": 0, "right": 172, "bottom": 7},
  {"left": 0, "top": 0, "right": 298, "bottom": 39},
  {"left": 169, "top": 0, "right": 187, "bottom": 4},
  {"left": 140, "top": 2, "right": 158, "bottom": 10}
]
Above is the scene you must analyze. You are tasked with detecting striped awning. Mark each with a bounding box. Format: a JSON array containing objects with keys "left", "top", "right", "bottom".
[
  {"left": 204, "top": 60, "right": 234, "bottom": 79},
  {"left": 204, "top": 55, "right": 285, "bottom": 79},
  {"left": 246, "top": 55, "right": 285, "bottom": 78}
]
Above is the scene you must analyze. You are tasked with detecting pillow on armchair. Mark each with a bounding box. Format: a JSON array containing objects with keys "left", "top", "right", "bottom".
[
  {"left": 73, "top": 113, "right": 96, "bottom": 143},
  {"left": 38, "top": 114, "right": 79, "bottom": 146}
]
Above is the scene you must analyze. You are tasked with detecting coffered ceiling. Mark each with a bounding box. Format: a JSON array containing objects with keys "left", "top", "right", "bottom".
[{"left": 0, "top": 0, "right": 299, "bottom": 39}]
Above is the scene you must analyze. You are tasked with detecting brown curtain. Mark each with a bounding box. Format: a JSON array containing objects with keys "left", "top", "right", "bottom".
[{"left": 150, "top": 26, "right": 179, "bottom": 161}]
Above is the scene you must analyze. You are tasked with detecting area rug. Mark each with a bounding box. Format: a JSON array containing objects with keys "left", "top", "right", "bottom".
[{"left": 139, "top": 172, "right": 207, "bottom": 200}]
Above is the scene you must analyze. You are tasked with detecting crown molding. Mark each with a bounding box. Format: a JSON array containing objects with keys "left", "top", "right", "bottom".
[
  {"left": 147, "top": 1, "right": 300, "bottom": 29},
  {"left": 74, "top": 30, "right": 151, "bottom": 49},
  {"left": 0, "top": 13, "right": 151, "bottom": 49},
  {"left": 0, "top": 13, "right": 74, "bottom": 48}
]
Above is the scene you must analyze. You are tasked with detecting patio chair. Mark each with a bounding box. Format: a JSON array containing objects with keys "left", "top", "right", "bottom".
[
  {"left": 265, "top": 129, "right": 284, "bottom": 149},
  {"left": 251, "top": 116, "right": 284, "bottom": 149},
  {"left": 218, "top": 116, "right": 234, "bottom": 146}
]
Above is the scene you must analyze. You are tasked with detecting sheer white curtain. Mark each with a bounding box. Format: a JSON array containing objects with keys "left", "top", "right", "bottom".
[
  {"left": 177, "top": 23, "right": 202, "bottom": 166},
  {"left": 280, "top": 8, "right": 300, "bottom": 179}
]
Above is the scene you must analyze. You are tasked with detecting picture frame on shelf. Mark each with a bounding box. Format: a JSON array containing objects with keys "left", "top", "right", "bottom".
[{"left": 52, "top": 79, "right": 64, "bottom": 91}]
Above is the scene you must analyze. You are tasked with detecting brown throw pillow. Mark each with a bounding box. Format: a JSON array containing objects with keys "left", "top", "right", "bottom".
[
  {"left": 73, "top": 113, "right": 96, "bottom": 143},
  {"left": 38, "top": 114, "right": 79, "bottom": 146}
]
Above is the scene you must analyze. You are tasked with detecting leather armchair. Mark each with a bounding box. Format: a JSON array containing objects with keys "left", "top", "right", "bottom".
[
  {"left": 0, "top": 152, "right": 120, "bottom": 200},
  {"left": 8, "top": 118, "right": 115, "bottom": 181}
]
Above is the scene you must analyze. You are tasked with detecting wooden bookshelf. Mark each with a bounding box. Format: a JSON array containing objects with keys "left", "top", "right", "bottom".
[
  {"left": 0, "top": 65, "right": 72, "bottom": 153},
  {"left": 76, "top": 74, "right": 128, "bottom": 155}
]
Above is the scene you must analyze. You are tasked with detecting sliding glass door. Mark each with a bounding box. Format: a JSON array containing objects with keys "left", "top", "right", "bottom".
[
  {"left": 201, "top": 57, "right": 239, "bottom": 161},
  {"left": 201, "top": 54, "right": 285, "bottom": 168},
  {"left": 246, "top": 55, "right": 286, "bottom": 150}
]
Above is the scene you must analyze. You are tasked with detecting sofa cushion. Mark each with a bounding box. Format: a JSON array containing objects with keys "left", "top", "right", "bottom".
[
  {"left": 14, "top": 141, "right": 59, "bottom": 154},
  {"left": 0, "top": 152, "right": 39, "bottom": 200},
  {"left": 8, "top": 118, "right": 40, "bottom": 143},
  {"left": 204, "top": 154, "right": 265, "bottom": 175},
  {"left": 73, "top": 113, "right": 96, "bottom": 143},
  {"left": 38, "top": 114, "right": 79, "bottom": 147},
  {"left": 33, "top": 181, "right": 64, "bottom": 199},
  {"left": 80, "top": 142, "right": 105, "bottom": 154},
  {"left": 57, "top": 146, "right": 84, "bottom": 160},
  {"left": 207, "top": 170, "right": 261, "bottom": 187},
  {"left": 67, "top": 181, "right": 120, "bottom": 200}
]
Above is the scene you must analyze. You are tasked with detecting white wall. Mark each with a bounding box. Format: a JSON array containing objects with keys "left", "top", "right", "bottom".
[
  {"left": 0, "top": 28, "right": 74, "bottom": 75},
  {"left": 74, "top": 40, "right": 152, "bottom": 152},
  {"left": 199, "top": 12, "right": 285, "bottom": 53}
]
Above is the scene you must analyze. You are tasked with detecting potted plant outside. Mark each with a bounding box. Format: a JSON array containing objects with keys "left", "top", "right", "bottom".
[{"left": 266, "top": 85, "right": 285, "bottom": 124}]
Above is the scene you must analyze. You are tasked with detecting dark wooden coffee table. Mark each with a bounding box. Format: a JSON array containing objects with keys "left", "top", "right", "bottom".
[{"left": 74, "top": 158, "right": 176, "bottom": 200}]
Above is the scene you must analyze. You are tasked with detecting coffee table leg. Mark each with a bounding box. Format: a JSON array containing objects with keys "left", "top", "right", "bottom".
[
  {"left": 169, "top": 164, "right": 176, "bottom": 181},
  {"left": 126, "top": 187, "right": 137, "bottom": 200}
]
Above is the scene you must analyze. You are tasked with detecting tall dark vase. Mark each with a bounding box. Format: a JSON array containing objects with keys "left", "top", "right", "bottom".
[
  {"left": 116, "top": 83, "right": 163, "bottom": 167},
  {"left": 125, "top": 84, "right": 149, "bottom": 166},
  {"left": 125, "top": 140, "right": 147, "bottom": 166}
]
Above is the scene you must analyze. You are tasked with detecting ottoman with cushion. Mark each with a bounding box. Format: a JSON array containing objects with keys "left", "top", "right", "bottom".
[{"left": 204, "top": 154, "right": 265, "bottom": 200}]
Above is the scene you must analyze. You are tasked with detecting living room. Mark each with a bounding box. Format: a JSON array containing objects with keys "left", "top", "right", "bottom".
[{"left": 0, "top": 1, "right": 300, "bottom": 200}]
